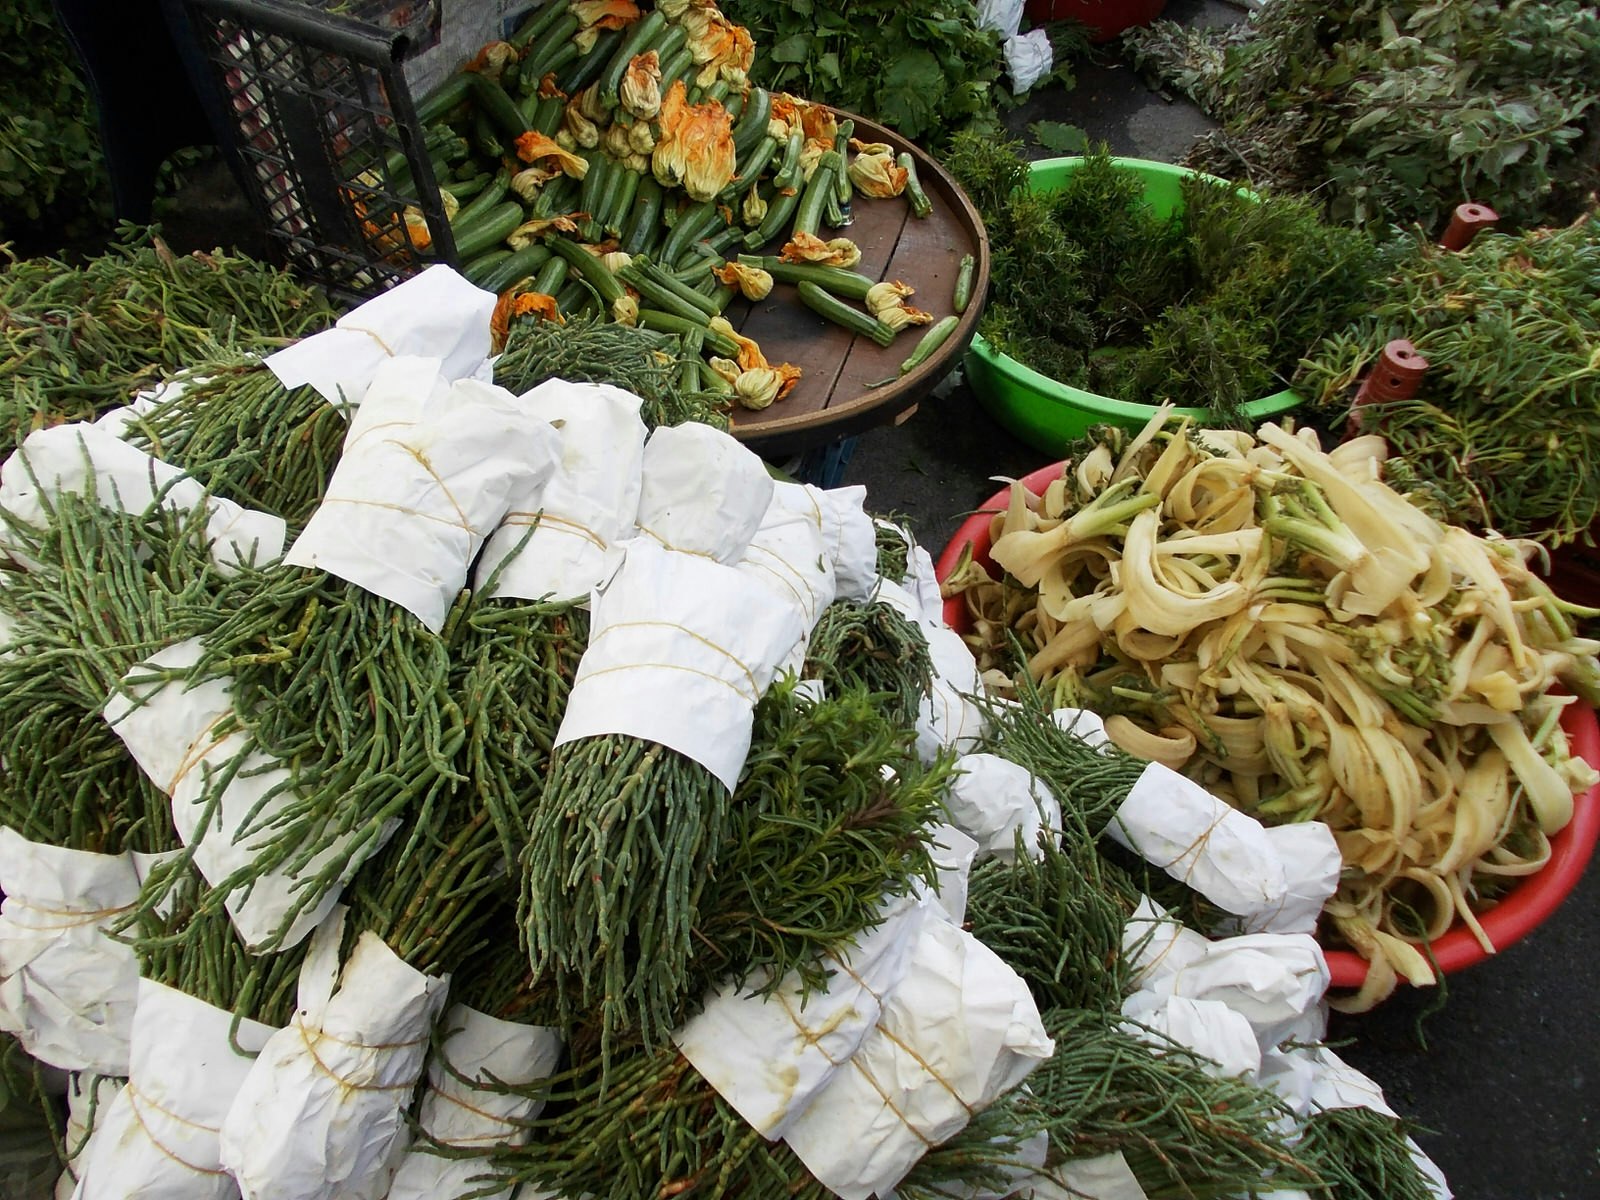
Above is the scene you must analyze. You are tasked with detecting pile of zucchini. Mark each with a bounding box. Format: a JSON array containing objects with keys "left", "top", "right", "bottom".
[{"left": 379, "top": 0, "right": 954, "bottom": 406}]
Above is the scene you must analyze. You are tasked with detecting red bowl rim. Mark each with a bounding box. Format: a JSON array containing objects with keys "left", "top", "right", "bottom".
[{"left": 934, "top": 462, "right": 1600, "bottom": 989}]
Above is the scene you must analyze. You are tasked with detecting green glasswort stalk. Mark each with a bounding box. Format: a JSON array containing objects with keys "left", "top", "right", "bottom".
[
  {"left": 1021, "top": 1008, "right": 1320, "bottom": 1200},
  {"left": 125, "top": 569, "right": 468, "bottom": 951},
  {"left": 1294, "top": 1105, "right": 1440, "bottom": 1200},
  {"left": 119, "top": 357, "right": 349, "bottom": 530},
  {"left": 0, "top": 491, "right": 235, "bottom": 853}
]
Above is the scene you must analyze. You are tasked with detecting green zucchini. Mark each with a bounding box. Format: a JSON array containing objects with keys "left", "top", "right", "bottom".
[
  {"left": 452, "top": 201, "right": 524, "bottom": 261},
  {"left": 796, "top": 281, "right": 896, "bottom": 347}
]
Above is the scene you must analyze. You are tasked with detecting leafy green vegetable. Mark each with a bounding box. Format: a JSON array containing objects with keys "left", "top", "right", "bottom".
[
  {"left": 0, "top": 0, "right": 109, "bottom": 243},
  {"left": 947, "top": 135, "right": 1381, "bottom": 423},
  {"left": 1125, "top": 0, "right": 1600, "bottom": 233},
  {"left": 718, "top": 0, "right": 1017, "bottom": 145}
]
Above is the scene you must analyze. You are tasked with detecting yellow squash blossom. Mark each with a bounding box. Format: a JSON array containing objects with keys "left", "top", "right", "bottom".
[
  {"left": 620, "top": 50, "right": 663, "bottom": 120},
  {"left": 714, "top": 260, "right": 774, "bottom": 301},
  {"left": 491, "top": 289, "right": 562, "bottom": 350},
  {"left": 537, "top": 74, "right": 568, "bottom": 100},
  {"left": 572, "top": 0, "right": 641, "bottom": 52},
  {"left": 779, "top": 232, "right": 862, "bottom": 268},
  {"left": 465, "top": 41, "right": 518, "bottom": 81},
  {"left": 707, "top": 356, "right": 741, "bottom": 386},
  {"left": 865, "top": 280, "right": 916, "bottom": 316},
  {"left": 741, "top": 184, "right": 767, "bottom": 226},
  {"left": 514, "top": 132, "right": 590, "bottom": 178},
  {"left": 506, "top": 214, "right": 581, "bottom": 250},
  {"left": 612, "top": 295, "right": 639, "bottom": 326},
  {"left": 682, "top": 8, "right": 755, "bottom": 88},
  {"left": 875, "top": 303, "right": 935, "bottom": 332},
  {"left": 709, "top": 316, "right": 769, "bottom": 372},
  {"left": 735, "top": 363, "right": 802, "bottom": 410},
  {"left": 847, "top": 144, "right": 907, "bottom": 198},
  {"left": 651, "top": 80, "right": 736, "bottom": 201}
]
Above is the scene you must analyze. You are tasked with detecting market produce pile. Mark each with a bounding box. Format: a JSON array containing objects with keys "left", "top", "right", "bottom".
[
  {"left": 1125, "top": 0, "right": 1600, "bottom": 233},
  {"left": 368, "top": 0, "right": 961, "bottom": 412},
  {"left": 1298, "top": 216, "right": 1600, "bottom": 549},
  {"left": 943, "top": 408, "right": 1600, "bottom": 1010},
  {"left": 0, "top": 264, "right": 1452, "bottom": 1199}
]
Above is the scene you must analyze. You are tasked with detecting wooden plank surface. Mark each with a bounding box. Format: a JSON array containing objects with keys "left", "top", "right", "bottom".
[{"left": 726, "top": 110, "right": 990, "bottom": 457}]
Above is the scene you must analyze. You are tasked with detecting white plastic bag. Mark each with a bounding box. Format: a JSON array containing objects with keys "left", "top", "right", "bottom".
[
  {"left": 71, "top": 979, "right": 275, "bottom": 1200},
  {"left": 474, "top": 379, "right": 648, "bottom": 602},
  {"left": 0, "top": 424, "right": 286, "bottom": 575},
  {"left": 386, "top": 1005, "right": 563, "bottom": 1200},
  {"left": 220, "top": 918, "right": 450, "bottom": 1200},
  {"left": 782, "top": 902, "right": 1054, "bottom": 1200},
  {"left": 945, "top": 753, "right": 1061, "bottom": 861},
  {"left": 975, "top": 0, "right": 1024, "bottom": 40},
  {"left": 0, "top": 829, "right": 143, "bottom": 1075},
  {"left": 674, "top": 892, "right": 930, "bottom": 1140},
  {"left": 265, "top": 265, "right": 497, "bottom": 406},
  {"left": 106, "top": 640, "right": 383, "bottom": 952},
  {"left": 634, "top": 421, "right": 774, "bottom": 563},
  {"left": 554, "top": 539, "right": 806, "bottom": 791},
  {"left": 285, "top": 360, "right": 562, "bottom": 632},
  {"left": 1104, "top": 762, "right": 1289, "bottom": 916},
  {"left": 1004, "top": 29, "right": 1054, "bottom": 95}
]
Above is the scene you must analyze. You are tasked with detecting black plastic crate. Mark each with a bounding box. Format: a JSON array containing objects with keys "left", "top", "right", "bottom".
[{"left": 177, "top": 0, "right": 460, "bottom": 300}]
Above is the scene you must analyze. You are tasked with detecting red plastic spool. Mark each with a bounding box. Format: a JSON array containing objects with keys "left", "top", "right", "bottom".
[
  {"left": 1440, "top": 202, "right": 1500, "bottom": 251},
  {"left": 1353, "top": 339, "right": 1429, "bottom": 409},
  {"left": 935, "top": 463, "right": 1600, "bottom": 992},
  {"left": 1022, "top": 0, "right": 1168, "bottom": 43}
]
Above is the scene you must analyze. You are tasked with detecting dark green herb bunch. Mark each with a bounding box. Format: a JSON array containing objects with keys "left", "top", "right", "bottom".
[
  {"left": 1126, "top": 0, "right": 1600, "bottom": 233},
  {"left": 686, "top": 676, "right": 949, "bottom": 1000},
  {"left": 802, "top": 599, "right": 934, "bottom": 731},
  {"left": 1297, "top": 217, "right": 1600, "bottom": 545},
  {"left": 717, "top": 0, "right": 1012, "bottom": 147},
  {"left": 947, "top": 138, "right": 1381, "bottom": 424}
]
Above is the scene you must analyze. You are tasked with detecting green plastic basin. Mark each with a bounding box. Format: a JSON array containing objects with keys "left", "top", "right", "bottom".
[{"left": 965, "top": 156, "right": 1303, "bottom": 456}]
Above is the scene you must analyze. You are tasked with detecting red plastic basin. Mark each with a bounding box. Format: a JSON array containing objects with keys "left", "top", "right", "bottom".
[{"left": 935, "top": 462, "right": 1600, "bottom": 988}]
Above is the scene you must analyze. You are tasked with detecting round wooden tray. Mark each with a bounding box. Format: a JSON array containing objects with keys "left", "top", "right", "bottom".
[{"left": 723, "top": 108, "right": 990, "bottom": 458}]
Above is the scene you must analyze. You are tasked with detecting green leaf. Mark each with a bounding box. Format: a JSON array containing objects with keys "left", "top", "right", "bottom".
[
  {"left": 770, "top": 33, "right": 812, "bottom": 65},
  {"left": 1030, "top": 121, "right": 1089, "bottom": 155}
]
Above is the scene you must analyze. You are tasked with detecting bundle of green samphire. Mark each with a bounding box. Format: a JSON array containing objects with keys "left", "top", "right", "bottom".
[
  {"left": 0, "top": 228, "right": 332, "bottom": 450},
  {"left": 1299, "top": 216, "right": 1600, "bottom": 548},
  {"left": 945, "top": 136, "right": 1381, "bottom": 424},
  {"left": 1125, "top": 0, "right": 1600, "bottom": 233},
  {"left": 380, "top": 0, "right": 955, "bottom": 410},
  {"left": 944, "top": 407, "right": 1600, "bottom": 1006}
]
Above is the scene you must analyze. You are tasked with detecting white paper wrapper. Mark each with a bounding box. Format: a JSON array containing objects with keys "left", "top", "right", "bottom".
[
  {"left": 1121, "top": 896, "right": 1210, "bottom": 991},
  {"left": 675, "top": 893, "right": 929, "bottom": 1141},
  {"left": 0, "top": 829, "right": 143, "bottom": 1075},
  {"left": 220, "top": 920, "right": 451, "bottom": 1200},
  {"left": 71, "top": 979, "right": 274, "bottom": 1200},
  {"left": 474, "top": 379, "right": 647, "bottom": 602},
  {"left": 94, "top": 374, "right": 214, "bottom": 441},
  {"left": 916, "top": 624, "right": 987, "bottom": 763},
  {"left": 946, "top": 753, "right": 1061, "bottom": 862},
  {"left": 0, "top": 424, "right": 285, "bottom": 574},
  {"left": 974, "top": 0, "right": 1024, "bottom": 40},
  {"left": 1051, "top": 707, "right": 1112, "bottom": 749},
  {"left": 1027, "top": 1151, "right": 1150, "bottom": 1200},
  {"left": 1298, "top": 1048, "right": 1452, "bottom": 1199},
  {"left": 927, "top": 823, "right": 980, "bottom": 924},
  {"left": 807, "top": 486, "right": 875, "bottom": 602},
  {"left": 634, "top": 422, "right": 773, "bottom": 563},
  {"left": 738, "top": 482, "right": 838, "bottom": 636},
  {"left": 106, "top": 640, "right": 383, "bottom": 951},
  {"left": 782, "top": 903, "right": 1054, "bottom": 1200},
  {"left": 286, "top": 360, "right": 561, "bottom": 631},
  {"left": 1104, "top": 762, "right": 1289, "bottom": 916},
  {"left": 265, "top": 265, "right": 496, "bottom": 406},
  {"left": 554, "top": 539, "right": 806, "bottom": 791},
  {"left": 1215, "top": 822, "right": 1342, "bottom": 937},
  {"left": 903, "top": 1130, "right": 1048, "bottom": 1200},
  {"left": 386, "top": 1005, "right": 563, "bottom": 1200},
  {"left": 1147, "top": 932, "right": 1329, "bottom": 1052},
  {"left": 56, "top": 1073, "right": 122, "bottom": 1200},
  {"left": 1119, "top": 992, "right": 1262, "bottom": 1080}
]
